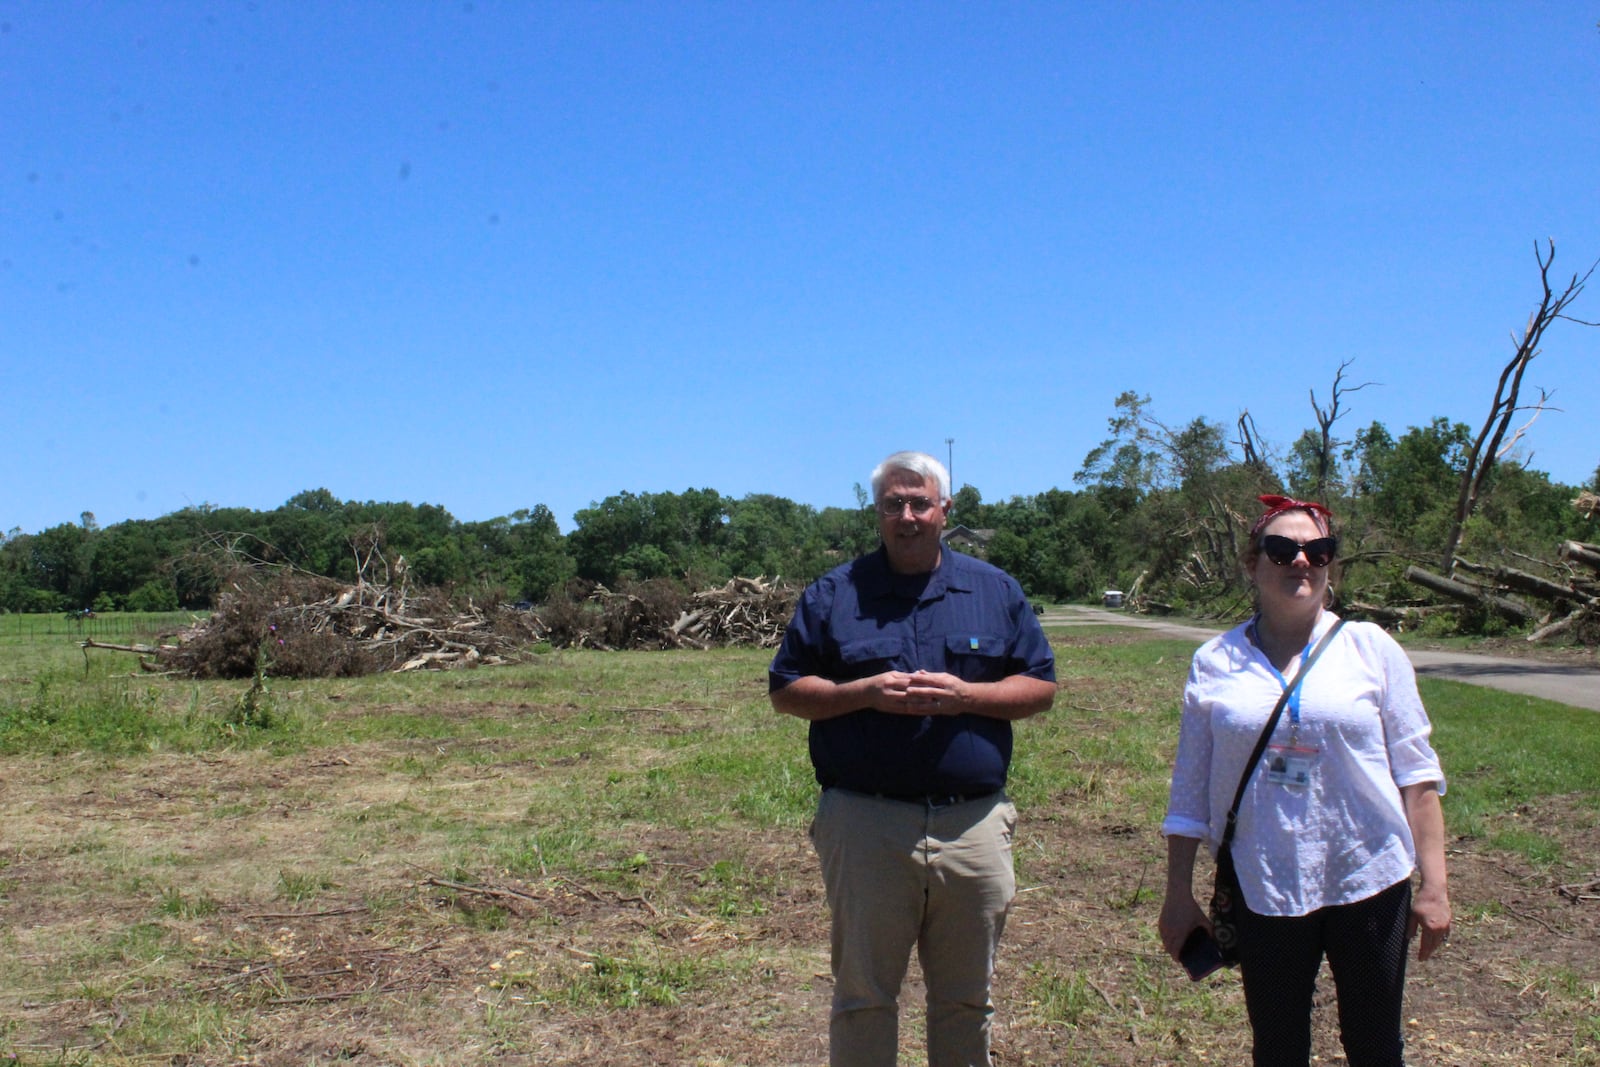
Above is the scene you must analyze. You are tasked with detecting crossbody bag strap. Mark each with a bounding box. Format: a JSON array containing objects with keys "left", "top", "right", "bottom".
[{"left": 1219, "top": 618, "right": 1347, "bottom": 851}]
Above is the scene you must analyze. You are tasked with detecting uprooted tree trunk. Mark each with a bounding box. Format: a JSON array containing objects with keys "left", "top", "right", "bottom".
[
  {"left": 1403, "top": 518, "right": 1600, "bottom": 642},
  {"left": 1440, "top": 241, "right": 1598, "bottom": 574},
  {"left": 1403, "top": 565, "right": 1535, "bottom": 625},
  {"left": 1454, "top": 559, "right": 1596, "bottom": 607},
  {"left": 1560, "top": 540, "right": 1600, "bottom": 572}
]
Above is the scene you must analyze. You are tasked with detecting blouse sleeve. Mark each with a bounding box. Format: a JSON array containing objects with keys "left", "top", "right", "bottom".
[
  {"left": 1368, "top": 624, "right": 1447, "bottom": 794},
  {"left": 1161, "top": 654, "right": 1217, "bottom": 844}
]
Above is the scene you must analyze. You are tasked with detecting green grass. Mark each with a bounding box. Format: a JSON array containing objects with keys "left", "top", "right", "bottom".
[
  {"left": 157, "top": 886, "right": 222, "bottom": 919},
  {"left": 275, "top": 868, "right": 336, "bottom": 903},
  {"left": 554, "top": 947, "right": 705, "bottom": 1009},
  {"left": 1419, "top": 676, "right": 1600, "bottom": 860},
  {"left": 691, "top": 857, "right": 774, "bottom": 918},
  {"left": 0, "top": 623, "right": 1596, "bottom": 1063}
]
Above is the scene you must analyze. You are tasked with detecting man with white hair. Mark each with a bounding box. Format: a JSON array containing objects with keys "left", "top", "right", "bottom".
[{"left": 769, "top": 449, "right": 1057, "bottom": 1067}]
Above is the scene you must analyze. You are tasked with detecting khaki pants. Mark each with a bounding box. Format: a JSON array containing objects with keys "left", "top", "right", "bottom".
[{"left": 810, "top": 788, "right": 1017, "bottom": 1067}]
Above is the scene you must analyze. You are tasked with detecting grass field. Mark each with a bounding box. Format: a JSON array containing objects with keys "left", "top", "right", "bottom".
[{"left": 0, "top": 614, "right": 1596, "bottom": 1065}]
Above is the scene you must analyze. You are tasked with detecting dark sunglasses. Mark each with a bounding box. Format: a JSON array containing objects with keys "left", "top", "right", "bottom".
[{"left": 1260, "top": 534, "right": 1339, "bottom": 568}]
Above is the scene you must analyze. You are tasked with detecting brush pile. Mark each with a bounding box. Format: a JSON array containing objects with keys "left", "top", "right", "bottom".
[
  {"left": 530, "top": 576, "right": 796, "bottom": 652},
  {"left": 88, "top": 570, "right": 798, "bottom": 679},
  {"left": 86, "top": 568, "right": 542, "bottom": 679}
]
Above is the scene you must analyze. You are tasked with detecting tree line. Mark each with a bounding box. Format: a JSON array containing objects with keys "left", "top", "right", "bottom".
[
  {"left": 3, "top": 403, "right": 1596, "bottom": 637},
  {"left": 0, "top": 485, "right": 878, "bottom": 616}
]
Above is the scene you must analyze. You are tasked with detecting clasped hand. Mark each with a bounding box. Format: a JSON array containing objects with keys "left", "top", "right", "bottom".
[{"left": 870, "top": 669, "right": 966, "bottom": 715}]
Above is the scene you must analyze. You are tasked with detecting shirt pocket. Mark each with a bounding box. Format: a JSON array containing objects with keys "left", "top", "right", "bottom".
[
  {"left": 838, "top": 636, "right": 905, "bottom": 677},
  {"left": 944, "top": 632, "right": 1008, "bottom": 682}
]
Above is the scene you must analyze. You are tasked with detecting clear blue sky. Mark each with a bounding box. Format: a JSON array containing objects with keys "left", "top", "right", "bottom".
[{"left": 4, "top": 2, "right": 1597, "bottom": 536}]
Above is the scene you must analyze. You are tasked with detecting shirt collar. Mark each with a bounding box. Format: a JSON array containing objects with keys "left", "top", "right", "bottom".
[{"left": 859, "top": 545, "right": 972, "bottom": 602}]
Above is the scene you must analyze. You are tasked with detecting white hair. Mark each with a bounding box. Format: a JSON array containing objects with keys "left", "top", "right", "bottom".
[{"left": 870, "top": 451, "right": 951, "bottom": 502}]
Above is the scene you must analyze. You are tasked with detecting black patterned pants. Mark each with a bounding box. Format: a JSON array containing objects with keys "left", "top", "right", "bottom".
[{"left": 1236, "top": 877, "right": 1412, "bottom": 1067}]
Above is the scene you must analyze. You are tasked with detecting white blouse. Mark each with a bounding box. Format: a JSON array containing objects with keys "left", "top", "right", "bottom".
[{"left": 1162, "top": 612, "right": 1445, "bottom": 917}]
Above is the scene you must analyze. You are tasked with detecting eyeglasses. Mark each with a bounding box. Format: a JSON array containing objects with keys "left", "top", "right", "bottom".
[
  {"left": 876, "top": 495, "right": 939, "bottom": 517},
  {"left": 1260, "top": 534, "right": 1339, "bottom": 568}
]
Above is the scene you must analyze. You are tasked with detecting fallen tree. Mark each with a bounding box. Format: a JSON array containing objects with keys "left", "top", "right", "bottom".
[
  {"left": 1403, "top": 566, "right": 1534, "bottom": 624},
  {"left": 1401, "top": 516, "right": 1600, "bottom": 643},
  {"left": 1559, "top": 539, "right": 1600, "bottom": 572}
]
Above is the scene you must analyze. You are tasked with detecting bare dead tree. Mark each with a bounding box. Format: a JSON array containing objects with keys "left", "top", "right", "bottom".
[
  {"left": 1440, "top": 241, "right": 1598, "bottom": 573},
  {"left": 1235, "top": 410, "right": 1269, "bottom": 472},
  {"left": 1306, "top": 359, "right": 1375, "bottom": 500}
]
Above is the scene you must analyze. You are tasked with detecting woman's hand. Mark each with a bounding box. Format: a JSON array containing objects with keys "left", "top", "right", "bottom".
[
  {"left": 1158, "top": 891, "right": 1211, "bottom": 961},
  {"left": 1409, "top": 881, "right": 1452, "bottom": 960},
  {"left": 1158, "top": 835, "right": 1210, "bottom": 961}
]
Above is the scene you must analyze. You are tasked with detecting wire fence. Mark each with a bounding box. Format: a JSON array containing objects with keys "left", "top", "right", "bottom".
[{"left": 0, "top": 611, "right": 202, "bottom": 642}]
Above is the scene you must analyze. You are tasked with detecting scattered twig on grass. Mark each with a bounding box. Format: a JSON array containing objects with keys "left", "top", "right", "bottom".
[
  {"left": 1556, "top": 877, "right": 1600, "bottom": 903},
  {"left": 240, "top": 905, "right": 369, "bottom": 920},
  {"left": 554, "top": 876, "right": 608, "bottom": 906},
  {"left": 617, "top": 892, "right": 662, "bottom": 918},
  {"left": 423, "top": 876, "right": 547, "bottom": 907},
  {"left": 1500, "top": 904, "right": 1584, "bottom": 941},
  {"left": 554, "top": 875, "right": 662, "bottom": 917},
  {"left": 268, "top": 980, "right": 412, "bottom": 1005},
  {"left": 1458, "top": 850, "right": 1536, "bottom": 884},
  {"left": 1084, "top": 975, "right": 1117, "bottom": 1011}
]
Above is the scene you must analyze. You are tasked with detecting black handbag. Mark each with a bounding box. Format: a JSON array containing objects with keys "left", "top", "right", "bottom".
[{"left": 1209, "top": 618, "right": 1346, "bottom": 963}]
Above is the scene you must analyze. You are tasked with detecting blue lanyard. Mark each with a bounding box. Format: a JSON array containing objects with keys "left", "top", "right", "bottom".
[{"left": 1251, "top": 620, "right": 1315, "bottom": 726}]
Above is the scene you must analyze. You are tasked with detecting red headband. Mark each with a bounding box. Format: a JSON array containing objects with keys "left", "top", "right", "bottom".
[{"left": 1249, "top": 494, "right": 1333, "bottom": 539}]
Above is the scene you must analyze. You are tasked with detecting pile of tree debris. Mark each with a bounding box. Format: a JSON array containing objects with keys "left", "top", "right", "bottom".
[
  {"left": 530, "top": 576, "right": 797, "bottom": 652},
  {"left": 87, "top": 569, "right": 798, "bottom": 679},
  {"left": 673, "top": 576, "right": 798, "bottom": 648},
  {"left": 1370, "top": 533, "right": 1600, "bottom": 644},
  {"left": 87, "top": 568, "right": 544, "bottom": 679}
]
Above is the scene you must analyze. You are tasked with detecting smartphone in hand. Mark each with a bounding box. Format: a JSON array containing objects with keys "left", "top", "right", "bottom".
[{"left": 1180, "top": 927, "right": 1226, "bottom": 981}]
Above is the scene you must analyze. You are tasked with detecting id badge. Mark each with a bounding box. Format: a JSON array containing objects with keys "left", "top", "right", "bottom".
[{"left": 1264, "top": 743, "right": 1319, "bottom": 787}]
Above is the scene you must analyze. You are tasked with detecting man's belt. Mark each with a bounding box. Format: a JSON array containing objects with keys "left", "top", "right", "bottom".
[{"left": 840, "top": 788, "right": 998, "bottom": 809}]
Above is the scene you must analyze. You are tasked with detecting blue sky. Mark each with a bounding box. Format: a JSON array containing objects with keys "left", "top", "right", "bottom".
[{"left": 4, "top": 2, "right": 1597, "bottom": 535}]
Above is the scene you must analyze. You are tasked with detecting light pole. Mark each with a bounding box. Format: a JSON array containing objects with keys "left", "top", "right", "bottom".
[{"left": 945, "top": 437, "right": 954, "bottom": 496}]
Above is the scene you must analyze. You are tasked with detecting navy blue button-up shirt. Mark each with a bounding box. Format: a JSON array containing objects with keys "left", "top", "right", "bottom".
[{"left": 769, "top": 547, "right": 1056, "bottom": 796}]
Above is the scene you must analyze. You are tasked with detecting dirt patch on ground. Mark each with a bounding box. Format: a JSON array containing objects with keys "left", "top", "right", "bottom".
[{"left": 2, "top": 702, "right": 1597, "bottom": 1065}]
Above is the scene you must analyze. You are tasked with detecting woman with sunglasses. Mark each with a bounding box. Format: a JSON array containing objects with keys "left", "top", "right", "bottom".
[{"left": 1157, "top": 495, "right": 1451, "bottom": 1066}]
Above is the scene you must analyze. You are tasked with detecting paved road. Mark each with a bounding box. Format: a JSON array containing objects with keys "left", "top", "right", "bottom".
[{"left": 1045, "top": 605, "right": 1600, "bottom": 712}]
